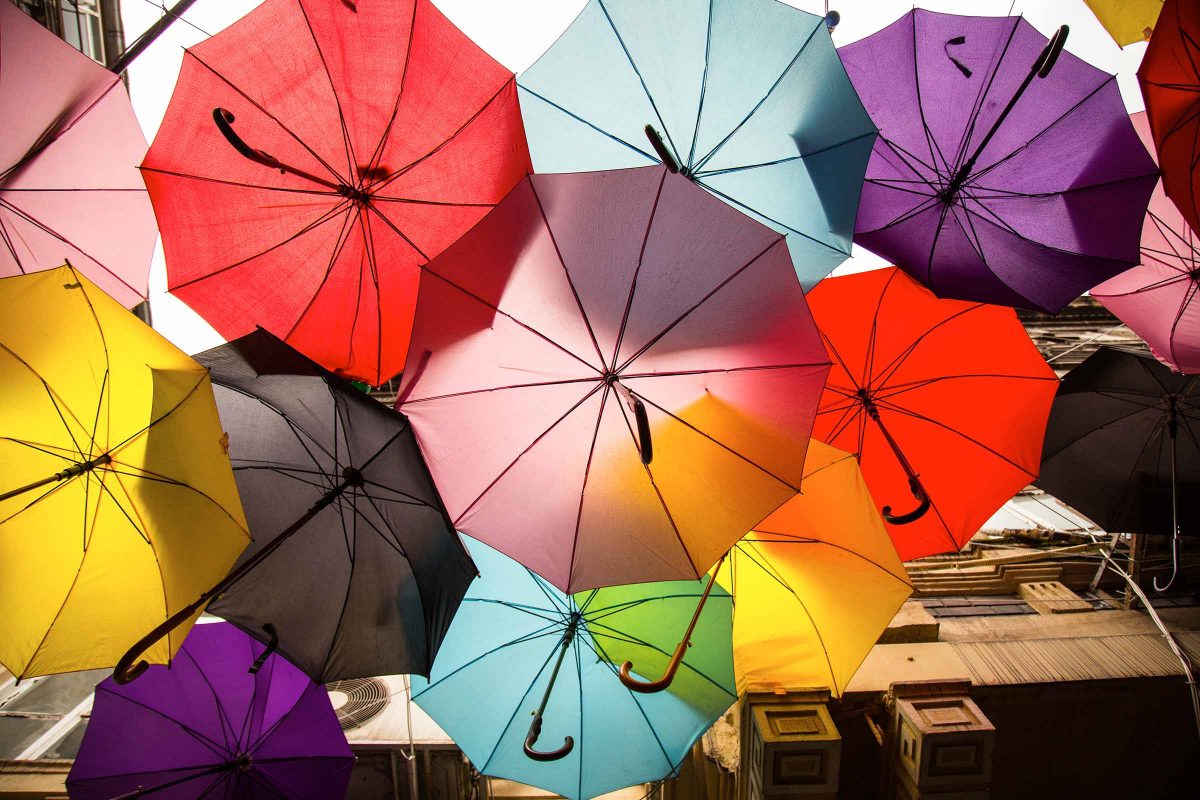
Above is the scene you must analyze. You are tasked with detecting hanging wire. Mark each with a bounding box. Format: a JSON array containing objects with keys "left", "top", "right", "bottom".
[
  {"left": 1045, "top": 322, "right": 1130, "bottom": 364},
  {"left": 139, "top": 0, "right": 211, "bottom": 38}
]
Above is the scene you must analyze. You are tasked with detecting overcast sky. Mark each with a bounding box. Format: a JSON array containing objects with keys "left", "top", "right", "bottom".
[{"left": 120, "top": 0, "right": 1151, "bottom": 356}]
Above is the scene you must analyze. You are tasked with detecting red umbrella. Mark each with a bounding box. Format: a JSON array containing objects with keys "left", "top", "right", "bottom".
[
  {"left": 807, "top": 267, "right": 1058, "bottom": 561},
  {"left": 1139, "top": 0, "right": 1200, "bottom": 235},
  {"left": 142, "top": 0, "right": 531, "bottom": 385},
  {"left": 1093, "top": 112, "right": 1200, "bottom": 374},
  {"left": 397, "top": 166, "right": 830, "bottom": 593},
  {"left": 1, "top": 1, "right": 155, "bottom": 307}
]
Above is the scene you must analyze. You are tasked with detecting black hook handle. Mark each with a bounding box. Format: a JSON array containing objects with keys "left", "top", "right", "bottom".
[
  {"left": 114, "top": 597, "right": 207, "bottom": 684},
  {"left": 523, "top": 714, "right": 575, "bottom": 761},
  {"left": 882, "top": 475, "right": 932, "bottom": 526},
  {"left": 1035, "top": 25, "right": 1069, "bottom": 79},
  {"left": 247, "top": 623, "right": 279, "bottom": 674},
  {"left": 211, "top": 108, "right": 342, "bottom": 191},
  {"left": 612, "top": 381, "right": 653, "bottom": 465}
]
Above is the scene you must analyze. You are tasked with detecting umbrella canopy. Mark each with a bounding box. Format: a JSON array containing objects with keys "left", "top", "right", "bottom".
[
  {"left": 717, "top": 440, "right": 911, "bottom": 696},
  {"left": 142, "top": 0, "right": 531, "bottom": 385},
  {"left": 68, "top": 622, "right": 354, "bottom": 800},
  {"left": 806, "top": 267, "right": 1059, "bottom": 561},
  {"left": 410, "top": 536, "right": 736, "bottom": 800},
  {"left": 0, "top": 264, "right": 248, "bottom": 679},
  {"left": 397, "top": 166, "right": 830, "bottom": 593},
  {"left": 1140, "top": 0, "right": 1200, "bottom": 239},
  {"left": 1084, "top": 0, "right": 1163, "bottom": 47},
  {"left": 1037, "top": 345, "right": 1199, "bottom": 539},
  {"left": 517, "top": 0, "right": 876, "bottom": 288},
  {"left": 117, "top": 329, "right": 475, "bottom": 684},
  {"left": 840, "top": 10, "right": 1158, "bottom": 313},
  {"left": 1093, "top": 112, "right": 1200, "bottom": 374},
  {"left": 0, "top": 1, "right": 155, "bottom": 308}
]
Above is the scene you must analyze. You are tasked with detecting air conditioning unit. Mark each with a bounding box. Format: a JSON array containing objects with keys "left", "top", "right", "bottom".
[{"left": 740, "top": 689, "right": 840, "bottom": 800}]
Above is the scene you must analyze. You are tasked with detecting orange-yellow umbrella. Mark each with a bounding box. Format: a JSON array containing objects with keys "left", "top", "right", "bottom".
[
  {"left": 1084, "top": 0, "right": 1162, "bottom": 47},
  {"left": 716, "top": 440, "right": 911, "bottom": 696}
]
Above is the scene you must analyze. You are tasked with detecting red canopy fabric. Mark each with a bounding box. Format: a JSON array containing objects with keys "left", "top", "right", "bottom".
[
  {"left": 143, "top": 0, "right": 531, "bottom": 385},
  {"left": 398, "top": 166, "right": 830, "bottom": 593},
  {"left": 0, "top": 1, "right": 155, "bottom": 308},
  {"left": 1139, "top": 0, "right": 1200, "bottom": 235},
  {"left": 807, "top": 267, "right": 1058, "bottom": 561}
]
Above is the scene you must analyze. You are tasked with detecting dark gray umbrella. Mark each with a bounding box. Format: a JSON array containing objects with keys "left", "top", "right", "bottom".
[
  {"left": 1037, "top": 346, "right": 1200, "bottom": 590},
  {"left": 115, "top": 329, "right": 475, "bottom": 683}
]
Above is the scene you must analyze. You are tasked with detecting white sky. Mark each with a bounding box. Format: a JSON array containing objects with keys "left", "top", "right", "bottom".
[{"left": 120, "top": 0, "right": 1150, "bottom": 357}]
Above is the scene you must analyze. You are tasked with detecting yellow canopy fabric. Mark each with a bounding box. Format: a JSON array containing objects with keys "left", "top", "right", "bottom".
[
  {"left": 0, "top": 264, "right": 249, "bottom": 678},
  {"left": 717, "top": 440, "right": 911, "bottom": 696},
  {"left": 1084, "top": 0, "right": 1162, "bottom": 47}
]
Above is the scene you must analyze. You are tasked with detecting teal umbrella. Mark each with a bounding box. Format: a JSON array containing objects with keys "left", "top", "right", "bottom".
[
  {"left": 517, "top": 0, "right": 876, "bottom": 287},
  {"left": 410, "top": 537, "right": 736, "bottom": 800}
]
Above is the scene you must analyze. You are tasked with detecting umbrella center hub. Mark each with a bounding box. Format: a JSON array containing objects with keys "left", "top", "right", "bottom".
[
  {"left": 342, "top": 466, "right": 366, "bottom": 488},
  {"left": 1190, "top": 269, "right": 1200, "bottom": 282},
  {"left": 229, "top": 752, "right": 253, "bottom": 772},
  {"left": 337, "top": 183, "right": 371, "bottom": 204}
]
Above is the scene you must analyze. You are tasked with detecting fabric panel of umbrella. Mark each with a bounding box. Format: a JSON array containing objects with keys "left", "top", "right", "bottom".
[
  {"left": 1093, "top": 112, "right": 1200, "bottom": 374},
  {"left": 1037, "top": 346, "right": 1199, "bottom": 591},
  {"left": 142, "top": 0, "right": 531, "bottom": 385},
  {"left": 840, "top": 10, "right": 1158, "bottom": 313},
  {"left": 716, "top": 440, "right": 912, "bottom": 696},
  {"left": 1084, "top": 0, "right": 1163, "bottom": 47},
  {"left": 114, "top": 329, "right": 475, "bottom": 684},
  {"left": 0, "top": 264, "right": 249, "bottom": 679},
  {"left": 1139, "top": 0, "right": 1200, "bottom": 241},
  {"left": 0, "top": 1, "right": 156, "bottom": 307},
  {"left": 397, "top": 165, "right": 830, "bottom": 594},
  {"left": 516, "top": 0, "right": 877, "bottom": 288},
  {"left": 67, "top": 622, "right": 354, "bottom": 800},
  {"left": 410, "top": 536, "right": 736, "bottom": 800},
  {"left": 806, "top": 267, "right": 1059, "bottom": 562}
]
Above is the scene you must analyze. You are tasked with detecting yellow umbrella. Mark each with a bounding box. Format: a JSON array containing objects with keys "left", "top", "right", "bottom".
[
  {"left": 717, "top": 440, "right": 911, "bottom": 696},
  {"left": 0, "top": 264, "right": 249, "bottom": 678},
  {"left": 1084, "top": 0, "right": 1163, "bottom": 47}
]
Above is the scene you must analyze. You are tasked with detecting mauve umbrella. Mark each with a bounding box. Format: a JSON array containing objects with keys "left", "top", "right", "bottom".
[
  {"left": 0, "top": 1, "right": 155, "bottom": 307},
  {"left": 397, "top": 165, "right": 830, "bottom": 594},
  {"left": 115, "top": 329, "right": 475, "bottom": 684},
  {"left": 1093, "top": 113, "right": 1200, "bottom": 374},
  {"left": 840, "top": 10, "right": 1158, "bottom": 313},
  {"left": 68, "top": 622, "right": 354, "bottom": 800}
]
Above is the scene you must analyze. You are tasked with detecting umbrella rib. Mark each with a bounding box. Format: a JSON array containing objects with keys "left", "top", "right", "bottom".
[
  {"left": 516, "top": 86, "right": 658, "bottom": 165},
  {"left": 853, "top": 192, "right": 943, "bottom": 238},
  {"left": 528, "top": 568, "right": 574, "bottom": 616},
  {"left": 695, "top": 178, "right": 848, "bottom": 259},
  {"left": 924, "top": 200, "right": 955, "bottom": 294},
  {"left": 353, "top": 488, "right": 412, "bottom": 560},
  {"left": 566, "top": 385, "right": 609, "bottom": 592},
  {"left": 818, "top": 399, "right": 863, "bottom": 448},
  {"left": 419, "top": 267, "right": 603, "bottom": 376},
  {"left": 0, "top": 76, "right": 122, "bottom": 182},
  {"left": 99, "top": 688, "right": 230, "bottom": 757},
  {"left": 363, "top": 0, "right": 418, "bottom": 179},
  {"left": 874, "top": 372, "right": 1058, "bottom": 403},
  {"left": 862, "top": 268, "right": 898, "bottom": 390},
  {"left": 617, "top": 237, "right": 784, "bottom": 373},
  {"left": 104, "top": 371, "right": 207, "bottom": 458},
  {"left": 910, "top": 11, "right": 955, "bottom": 176},
  {"left": 1166, "top": 279, "right": 1200, "bottom": 368},
  {"left": 0, "top": 197, "right": 144, "bottom": 299},
  {"left": 744, "top": 532, "right": 913, "bottom": 590},
  {"left": 295, "top": 0, "right": 359, "bottom": 179},
  {"left": 0, "top": 213, "right": 24, "bottom": 270},
  {"left": 179, "top": 645, "right": 245, "bottom": 754},
  {"left": 611, "top": 168, "right": 667, "bottom": 369},
  {"left": 584, "top": 618, "right": 734, "bottom": 697},
  {"left": 169, "top": 200, "right": 351, "bottom": 292},
  {"left": 464, "top": 598, "right": 565, "bottom": 628},
  {"left": 281, "top": 203, "right": 363, "bottom": 342},
  {"left": 139, "top": 167, "right": 342, "bottom": 198},
  {"left": 452, "top": 387, "right": 604, "bottom": 530},
  {"left": 528, "top": 178, "right": 606, "bottom": 370},
  {"left": 100, "top": 465, "right": 249, "bottom": 534},
  {"left": 696, "top": 130, "right": 878, "bottom": 180},
  {"left": 214, "top": 383, "right": 337, "bottom": 472},
  {"left": 400, "top": 376, "right": 600, "bottom": 407},
  {"left": 870, "top": 304, "right": 988, "bottom": 389},
  {"left": 691, "top": 18, "right": 822, "bottom": 174},
  {"left": 684, "top": 0, "right": 716, "bottom": 170},
  {"left": 876, "top": 399, "right": 1038, "bottom": 477},
  {"left": 583, "top": 634, "right": 677, "bottom": 770},
  {"left": 367, "top": 78, "right": 519, "bottom": 195},
  {"left": 945, "top": 17, "right": 1021, "bottom": 179},
  {"left": 594, "top": 0, "right": 684, "bottom": 167},
  {"left": 0, "top": 437, "right": 78, "bottom": 462},
  {"left": 0, "top": 478, "right": 73, "bottom": 528},
  {"left": 1041, "top": 401, "right": 1164, "bottom": 461},
  {"left": 619, "top": 362, "right": 833, "bottom": 381},
  {"left": 185, "top": 50, "right": 348, "bottom": 185},
  {"left": 639, "top": 394, "right": 801, "bottom": 491}
]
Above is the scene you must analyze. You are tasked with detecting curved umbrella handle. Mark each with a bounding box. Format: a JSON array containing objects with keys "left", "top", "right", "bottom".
[
  {"left": 113, "top": 598, "right": 206, "bottom": 684},
  {"left": 1034, "top": 25, "right": 1069, "bottom": 79},
  {"left": 643, "top": 125, "right": 680, "bottom": 174},
  {"left": 247, "top": 622, "right": 279, "bottom": 674},
  {"left": 882, "top": 475, "right": 932, "bottom": 526},
  {"left": 612, "top": 381, "right": 653, "bottom": 465},
  {"left": 211, "top": 108, "right": 342, "bottom": 191},
  {"left": 523, "top": 713, "right": 575, "bottom": 762},
  {"left": 1153, "top": 538, "right": 1181, "bottom": 594}
]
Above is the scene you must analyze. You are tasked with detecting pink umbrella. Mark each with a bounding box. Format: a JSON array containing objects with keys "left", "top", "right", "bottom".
[
  {"left": 0, "top": 2, "right": 156, "bottom": 307},
  {"left": 1092, "top": 113, "right": 1200, "bottom": 373}
]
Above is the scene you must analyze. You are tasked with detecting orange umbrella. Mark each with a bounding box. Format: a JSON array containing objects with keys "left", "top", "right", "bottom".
[{"left": 806, "top": 267, "right": 1058, "bottom": 561}]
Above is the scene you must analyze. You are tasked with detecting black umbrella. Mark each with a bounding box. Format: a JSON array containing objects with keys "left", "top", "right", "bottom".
[
  {"left": 115, "top": 330, "right": 475, "bottom": 683},
  {"left": 1037, "top": 346, "right": 1200, "bottom": 590}
]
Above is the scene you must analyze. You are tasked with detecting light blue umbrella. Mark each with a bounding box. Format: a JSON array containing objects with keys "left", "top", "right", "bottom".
[
  {"left": 410, "top": 537, "right": 736, "bottom": 800},
  {"left": 518, "top": 0, "right": 876, "bottom": 288}
]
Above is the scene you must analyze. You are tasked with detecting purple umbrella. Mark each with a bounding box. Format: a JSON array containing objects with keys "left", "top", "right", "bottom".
[
  {"left": 67, "top": 623, "right": 353, "bottom": 800},
  {"left": 840, "top": 10, "right": 1158, "bottom": 313}
]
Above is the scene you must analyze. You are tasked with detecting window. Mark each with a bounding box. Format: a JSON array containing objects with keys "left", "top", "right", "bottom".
[
  {"left": 0, "top": 668, "right": 103, "bottom": 760},
  {"left": 59, "top": 0, "right": 105, "bottom": 63}
]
